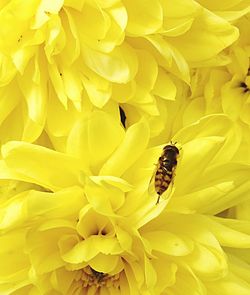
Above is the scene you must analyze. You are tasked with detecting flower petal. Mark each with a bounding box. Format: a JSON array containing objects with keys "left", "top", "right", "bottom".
[
  {"left": 89, "top": 253, "right": 122, "bottom": 273},
  {"left": 183, "top": 243, "right": 228, "bottom": 280},
  {"left": 60, "top": 235, "right": 121, "bottom": 264},
  {"left": 124, "top": 0, "right": 163, "bottom": 35},
  {"left": 100, "top": 120, "right": 150, "bottom": 177},
  {"left": 143, "top": 230, "right": 194, "bottom": 256},
  {"left": 173, "top": 136, "right": 225, "bottom": 196},
  {"left": 171, "top": 9, "right": 239, "bottom": 63},
  {"left": 1, "top": 141, "right": 81, "bottom": 191},
  {"left": 82, "top": 43, "right": 138, "bottom": 83}
]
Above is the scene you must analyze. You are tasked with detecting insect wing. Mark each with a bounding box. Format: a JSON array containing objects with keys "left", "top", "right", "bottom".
[
  {"left": 148, "top": 162, "right": 159, "bottom": 197},
  {"left": 148, "top": 169, "right": 157, "bottom": 198},
  {"left": 159, "top": 180, "right": 174, "bottom": 204}
]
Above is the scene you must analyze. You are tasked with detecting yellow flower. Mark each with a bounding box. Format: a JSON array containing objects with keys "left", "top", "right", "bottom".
[
  {"left": 181, "top": 15, "right": 250, "bottom": 165},
  {"left": 140, "top": 212, "right": 250, "bottom": 294},
  {"left": 0, "top": 2, "right": 250, "bottom": 294},
  {"left": 221, "top": 16, "right": 250, "bottom": 127},
  {"left": 1, "top": 112, "right": 250, "bottom": 294},
  {"left": 0, "top": 0, "right": 239, "bottom": 145}
]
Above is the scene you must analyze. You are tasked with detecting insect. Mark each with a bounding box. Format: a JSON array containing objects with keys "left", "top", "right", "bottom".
[{"left": 150, "top": 143, "right": 179, "bottom": 204}]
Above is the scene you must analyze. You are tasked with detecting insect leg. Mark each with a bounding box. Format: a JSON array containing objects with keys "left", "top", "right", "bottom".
[{"left": 156, "top": 194, "right": 161, "bottom": 205}]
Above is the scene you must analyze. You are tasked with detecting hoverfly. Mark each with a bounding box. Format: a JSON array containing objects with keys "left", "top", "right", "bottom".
[{"left": 149, "top": 142, "right": 179, "bottom": 204}]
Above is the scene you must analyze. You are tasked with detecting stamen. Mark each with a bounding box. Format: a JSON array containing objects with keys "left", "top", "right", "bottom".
[{"left": 77, "top": 266, "right": 121, "bottom": 290}]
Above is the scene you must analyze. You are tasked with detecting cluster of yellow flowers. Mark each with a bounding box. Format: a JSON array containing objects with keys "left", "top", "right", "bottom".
[{"left": 0, "top": 0, "right": 250, "bottom": 294}]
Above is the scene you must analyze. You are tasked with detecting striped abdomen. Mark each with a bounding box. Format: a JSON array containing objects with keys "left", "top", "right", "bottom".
[{"left": 154, "top": 167, "right": 172, "bottom": 196}]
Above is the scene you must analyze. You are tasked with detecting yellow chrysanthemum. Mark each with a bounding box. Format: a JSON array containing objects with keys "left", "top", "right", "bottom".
[
  {"left": 1, "top": 1, "right": 250, "bottom": 295},
  {"left": 1, "top": 112, "right": 250, "bottom": 294},
  {"left": 177, "top": 15, "right": 250, "bottom": 159},
  {"left": 0, "top": 0, "right": 239, "bottom": 145}
]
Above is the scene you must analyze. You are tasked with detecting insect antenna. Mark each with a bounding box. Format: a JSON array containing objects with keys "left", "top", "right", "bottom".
[{"left": 170, "top": 140, "right": 177, "bottom": 145}]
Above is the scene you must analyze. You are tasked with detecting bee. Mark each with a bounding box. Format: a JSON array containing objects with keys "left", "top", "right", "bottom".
[{"left": 150, "top": 143, "right": 179, "bottom": 204}]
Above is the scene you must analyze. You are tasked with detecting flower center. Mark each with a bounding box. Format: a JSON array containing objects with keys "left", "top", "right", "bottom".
[
  {"left": 239, "top": 81, "right": 249, "bottom": 92},
  {"left": 79, "top": 266, "right": 120, "bottom": 289},
  {"left": 239, "top": 66, "right": 250, "bottom": 93}
]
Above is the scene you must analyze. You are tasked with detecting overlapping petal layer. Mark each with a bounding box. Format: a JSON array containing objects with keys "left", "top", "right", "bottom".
[
  {"left": 0, "top": 1, "right": 250, "bottom": 295},
  {"left": 0, "top": 112, "right": 249, "bottom": 294},
  {"left": 0, "top": 0, "right": 240, "bottom": 144}
]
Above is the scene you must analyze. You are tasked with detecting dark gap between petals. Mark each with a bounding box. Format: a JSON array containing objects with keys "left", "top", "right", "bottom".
[{"left": 119, "top": 106, "right": 126, "bottom": 128}]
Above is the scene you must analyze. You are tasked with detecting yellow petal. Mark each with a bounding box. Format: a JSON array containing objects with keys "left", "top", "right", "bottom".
[
  {"left": 143, "top": 230, "right": 194, "bottom": 256},
  {"left": 112, "top": 80, "right": 136, "bottom": 103},
  {"left": 144, "top": 256, "right": 157, "bottom": 289},
  {"left": 61, "top": 65, "right": 83, "bottom": 109},
  {"left": 82, "top": 74, "right": 111, "bottom": 108},
  {"left": 207, "top": 272, "right": 250, "bottom": 295},
  {"left": 44, "top": 14, "right": 65, "bottom": 62},
  {"left": 0, "top": 83, "right": 20, "bottom": 126},
  {"left": 161, "top": 18, "right": 195, "bottom": 37},
  {"left": 27, "top": 186, "right": 85, "bottom": 219},
  {"left": 174, "top": 114, "right": 241, "bottom": 165},
  {"left": 0, "top": 53, "right": 17, "bottom": 86},
  {"left": 0, "top": 229, "right": 30, "bottom": 285},
  {"left": 77, "top": 206, "right": 114, "bottom": 239},
  {"left": 83, "top": 176, "right": 125, "bottom": 215},
  {"left": 228, "top": 253, "right": 250, "bottom": 284},
  {"left": 0, "top": 191, "right": 28, "bottom": 231},
  {"left": 48, "top": 63, "right": 67, "bottom": 108},
  {"left": 171, "top": 9, "right": 239, "bottom": 63},
  {"left": 64, "top": 0, "right": 84, "bottom": 11},
  {"left": 67, "top": 111, "right": 125, "bottom": 172},
  {"left": 61, "top": 8, "right": 80, "bottom": 65},
  {"left": 39, "top": 0, "right": 63, "bottom": 14},
  {"left": 152, "top": 258, "right": 177, "bottom": 293},
  {"left": 183, "top": 243, "right": 228, "bottom": 280},
  {"left": 100, "top": 120, "right": 150, "bottom": 177},
  {"left": 169, "top": 163, "right": 250, "bottom": 215},
  {"left": 174, "top": 136, "right": 225, "bottom": 195},
  {"left": 50, "top": 268, "right": 76, "bottom": 295},
  {"left": 146, "top": 35, "right": 190, "bottom": 83},
  {"left": 46, "top": 93, "right": 82, "bottom": 138},
  {"left": 161, "top": 0, "right": 200, "bottom": 18},
  {"left": 135, "top": 50, "right": 158, "bottom": 91},
  {"left": 168, "top": 265, "right": 206, "bottom": 295},
  {"left": 1, "top": 141, "right": 81, "bottom": 191},
  {"left": 0, "top": 0, "right": 39, "bottom": 54},
  {"left": 89, "top": 253, "right": 122, "bottom": 273},
  {"left": 152, "top": 68, "right": 177, "bottom": 100},
  {"left": 18, "top": 55, "right": 46, "bottom": 126},
  {"left": 124, "top": 0, "right": 163, "bottom": 35},
  {"left": 205, "top": 217, "right": 250, "bottom": 248},
  {"left": 82, "top": 43, "right": 138, "bottom": 83},
  {"left": 60, "top": 235, "right": 121, "bottom": 264},
  {"left": 26, "top": 228, "right": 68, "bottom": 274},
  {"left": 221, "top": 81, "right": 245, "bottom": 121}
]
